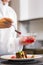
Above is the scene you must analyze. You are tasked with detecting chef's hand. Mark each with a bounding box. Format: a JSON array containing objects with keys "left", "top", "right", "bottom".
[
  {"left": 0, "top": 18, "right": 12, "bottom": 28},
  {"left": 19, "top": 36, "right": 35, "bottom": 45}
]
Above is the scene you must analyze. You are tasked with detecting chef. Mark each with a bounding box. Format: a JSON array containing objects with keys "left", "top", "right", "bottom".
[{"left": 0, "top": 0, "right": 35, "bottom": 54}]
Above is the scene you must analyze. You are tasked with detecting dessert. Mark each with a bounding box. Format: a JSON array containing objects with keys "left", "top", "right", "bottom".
[{"left": 16, "top": 51, "right": 27, "bottom": 58}]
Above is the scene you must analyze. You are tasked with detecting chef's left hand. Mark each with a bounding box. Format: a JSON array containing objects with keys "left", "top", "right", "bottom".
[{"left": 19, "top": 36, "right": 35, "bottom": 45}]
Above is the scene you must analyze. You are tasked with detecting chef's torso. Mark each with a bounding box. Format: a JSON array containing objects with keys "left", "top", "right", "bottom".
[{"left": 0, "top": 2, "right": 17, "bottom": 54}]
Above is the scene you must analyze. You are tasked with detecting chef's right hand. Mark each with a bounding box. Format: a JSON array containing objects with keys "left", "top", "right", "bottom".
[{"left": 0, "top": 18, "right": 13, "bottom": 28}]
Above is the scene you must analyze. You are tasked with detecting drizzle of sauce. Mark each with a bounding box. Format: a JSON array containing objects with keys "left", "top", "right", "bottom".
[{"left": 11, "top": 56, "right": 16, "bottom": 58}]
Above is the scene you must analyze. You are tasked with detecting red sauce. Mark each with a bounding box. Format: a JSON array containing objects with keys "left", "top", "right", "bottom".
[
  {"left": 11, "top": 56, "right": 16, "bottom": 58},
  {"left": 23, "top": 36, "right": 35, "bottom": 44},
  {"left": 25, "top": 38, "right": 34, "bottom": 43}
]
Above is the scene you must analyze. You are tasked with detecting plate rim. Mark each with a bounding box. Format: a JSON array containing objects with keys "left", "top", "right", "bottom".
[{"left": 0, "top": 54, "right": 43, "bottom": 60}]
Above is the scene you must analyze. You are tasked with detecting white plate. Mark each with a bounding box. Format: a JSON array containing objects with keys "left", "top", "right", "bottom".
[{"left": 0, "top": 54, "right": 43, "bottom": 61}]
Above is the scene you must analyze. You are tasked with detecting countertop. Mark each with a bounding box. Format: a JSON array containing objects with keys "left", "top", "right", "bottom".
[
  {"left": 23, "top": 49, "right": 43, "bottom": 54},
  {"left": 0, "top": 54, "right": 43, "bottom": 65}
]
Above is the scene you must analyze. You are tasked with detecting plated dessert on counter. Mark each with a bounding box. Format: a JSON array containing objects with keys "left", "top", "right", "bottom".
[{"left": 0, "top": 51, "right": 42, "bottom": 61}]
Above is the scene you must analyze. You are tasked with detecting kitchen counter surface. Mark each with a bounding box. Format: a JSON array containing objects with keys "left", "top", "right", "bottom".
[
  {"left": 23, "top": 49, "right": 43, "bottom": 54},
  {"left": 0, "top": 54, "right": 43, "bottom": 65}
]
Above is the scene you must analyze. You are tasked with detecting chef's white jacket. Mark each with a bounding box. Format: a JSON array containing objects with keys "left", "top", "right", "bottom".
[{"left": 0, "top": 0, "right": 23, "bottom": 54}]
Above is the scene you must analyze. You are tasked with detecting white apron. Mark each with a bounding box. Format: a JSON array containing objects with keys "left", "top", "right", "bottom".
[{"left": 0, "top": 1, "right": 23, "bottom": 54}]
